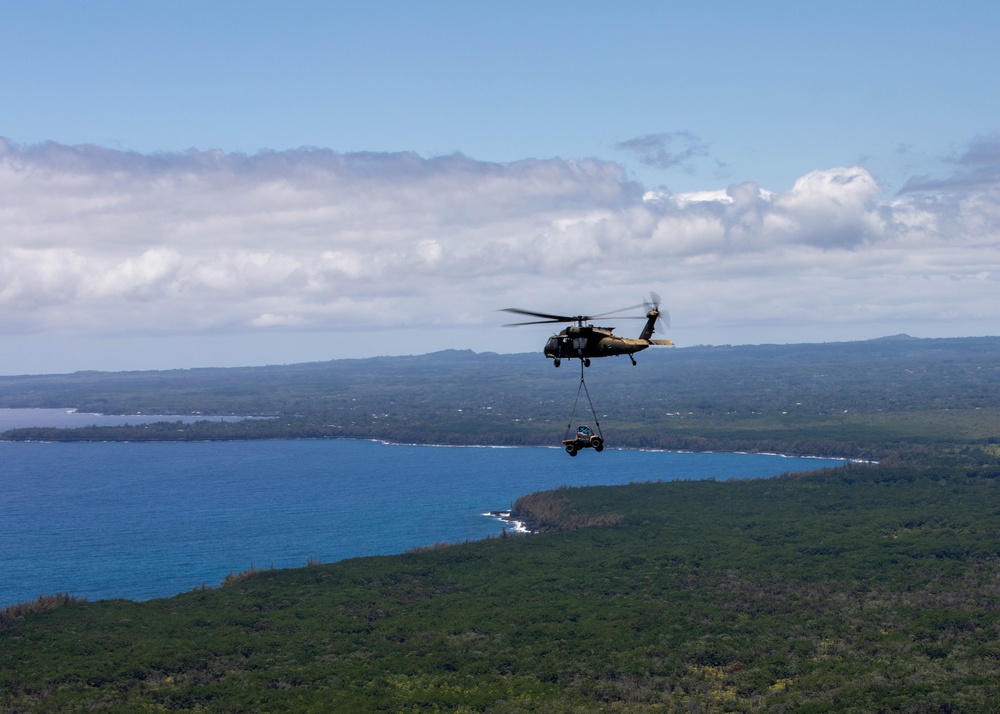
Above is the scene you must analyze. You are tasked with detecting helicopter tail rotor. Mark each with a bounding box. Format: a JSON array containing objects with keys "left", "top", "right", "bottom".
[{"left": 643, "top": 291, "right": 670, "bottom": 332}]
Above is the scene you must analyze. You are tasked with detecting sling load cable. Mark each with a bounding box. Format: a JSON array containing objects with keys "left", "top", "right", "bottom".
[{"left": 563, "top": 360, "right": 604, "bottom": 442}]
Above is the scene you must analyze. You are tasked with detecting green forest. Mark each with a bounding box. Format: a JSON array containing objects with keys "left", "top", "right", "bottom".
[{"left": 3, "top": 336, "right": 1000, "bottom": 711}]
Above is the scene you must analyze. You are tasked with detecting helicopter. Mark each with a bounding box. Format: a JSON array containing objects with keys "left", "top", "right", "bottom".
[{"left": 502, "top": 292, "right": 673, "bottom": 367}]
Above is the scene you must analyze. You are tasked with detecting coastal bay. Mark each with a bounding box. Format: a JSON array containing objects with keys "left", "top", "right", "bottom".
[{"left": 0, "top": 438, "right": 843, "bottom": 606}]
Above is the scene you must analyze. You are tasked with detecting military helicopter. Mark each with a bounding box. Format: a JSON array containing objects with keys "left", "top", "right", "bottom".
[{"left": 502, "top": 292, "right": 673, "bottom": 367}]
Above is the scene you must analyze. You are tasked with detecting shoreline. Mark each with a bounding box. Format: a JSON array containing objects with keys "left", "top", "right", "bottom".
[
  {"left": 0, "top": 408, "right": 869, "bottom": 463},
  {"left": 1, "top": 442, "right": 853, "bottom": 608},
  {"left": 0, "top": 431, "right": 869, "bottom": 464},
  {"left": 486, "top": 510, "right": 535, "bottom": 535}
]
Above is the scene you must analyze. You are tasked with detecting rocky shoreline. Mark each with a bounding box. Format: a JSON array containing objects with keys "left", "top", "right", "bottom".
[{"left": 488, "top": 510, "right": 537, "bottom": 534}]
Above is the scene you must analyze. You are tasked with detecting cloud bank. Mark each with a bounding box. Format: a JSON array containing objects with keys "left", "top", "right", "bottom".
[{"left": 1, "top": 137, "right": 998, "bottom": 366}]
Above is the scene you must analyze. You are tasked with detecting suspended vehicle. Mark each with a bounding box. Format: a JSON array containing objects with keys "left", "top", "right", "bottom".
[
  {"left": 563, "top": 425, "right": 604, "bottom": 456},
  {"left": 559, "top": 363, "right": 606, "bottom": 457},
  {"left": 502, "top": 292, "right": 673, "bottom": 367}
]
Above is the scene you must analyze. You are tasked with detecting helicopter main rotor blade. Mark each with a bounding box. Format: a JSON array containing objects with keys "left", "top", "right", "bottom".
[
  {"left": 502, "top": 318, "right": 572, "bottom": 327},
  {"left": 588, "top": 303, "right": 646, "bottom": 319},
  {"left": 500, "top": 307, "right": 576, "bottom": 322},
  {"left": 501, "top": 302, "right": 653, "bottom": 327}
]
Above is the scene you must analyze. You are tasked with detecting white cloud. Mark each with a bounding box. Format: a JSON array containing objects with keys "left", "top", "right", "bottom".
[
  {"left": 91, "top": 247, "right": 184, "bottom": 300},
  {"left": 0, "top": 137, "right": 998, "bottom": 370},
  {"left": 766, "top": 167, "right": 885, "bottom": 248}
]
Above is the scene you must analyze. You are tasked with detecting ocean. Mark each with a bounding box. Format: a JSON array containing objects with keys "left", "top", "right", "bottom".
[{"left": 0, "top": 420, "right": 847, "bottom": 607}]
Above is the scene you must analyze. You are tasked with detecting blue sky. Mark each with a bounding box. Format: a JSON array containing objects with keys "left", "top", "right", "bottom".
[
  {"left": 2, "top": 1, "right": 999, "bottom": 373},
  {"left": 8, "top": 1, "right": 996, "bottom": 193}
]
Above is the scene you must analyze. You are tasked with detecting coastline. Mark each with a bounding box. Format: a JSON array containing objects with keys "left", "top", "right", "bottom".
[
  {"left": 1, "top": 439, "right": 849, "bottom": 607},
  {"left": 487, "top": 510, "right": 535, "bottom": 534},
  {"left": 0, "top": 408, "right": 869, "bottom": 463}
]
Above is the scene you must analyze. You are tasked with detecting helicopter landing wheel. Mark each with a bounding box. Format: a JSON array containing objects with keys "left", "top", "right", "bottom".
[
  {"left": 553, "top": 359, "right": 561, "bottom": 368},
  {"left": 629, "top": 355, "right": 637, "bottom": 366},
  {"left": 583, "top": 358, "right": 591, "bottom": 367}
]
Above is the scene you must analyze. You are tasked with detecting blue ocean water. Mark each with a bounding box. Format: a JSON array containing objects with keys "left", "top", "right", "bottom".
[{"left": 0, "top": 438, "right": 845, "bottom": 606}]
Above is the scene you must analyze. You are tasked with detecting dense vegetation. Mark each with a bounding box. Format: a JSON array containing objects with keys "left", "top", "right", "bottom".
[
  {"left": 4, "top": 455, "right": 1000, "bottom": 711},
  {"left": 4, "top": 335, "right": 1000, "bottom": 710},
  {"left": 3, "top": 335, "right": 1000, "bottom": 458}
]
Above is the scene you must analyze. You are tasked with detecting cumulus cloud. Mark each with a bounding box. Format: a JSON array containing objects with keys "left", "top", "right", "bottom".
[{"left": 0, "top": 137, "right": 998, "bottom": 365}]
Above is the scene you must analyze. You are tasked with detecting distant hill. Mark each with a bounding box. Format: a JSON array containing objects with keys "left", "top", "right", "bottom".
[{"left": 2, "top": 336, "right": 999, "bottom": 457}]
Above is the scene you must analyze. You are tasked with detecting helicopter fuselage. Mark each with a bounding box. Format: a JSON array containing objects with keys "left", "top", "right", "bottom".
[{"left": 544, "top": 321, "right": 672, "bottom": 367}]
